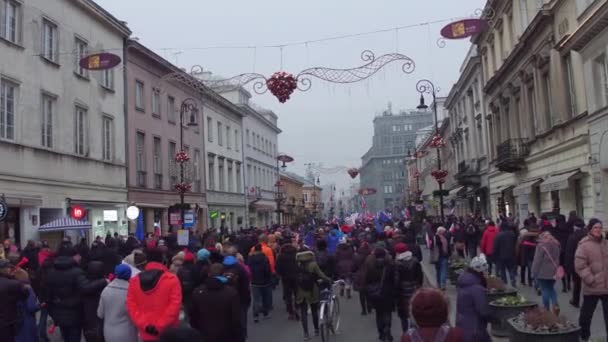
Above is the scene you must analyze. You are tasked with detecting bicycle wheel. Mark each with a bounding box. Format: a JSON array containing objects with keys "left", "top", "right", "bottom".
[
  {"left": 320, "top": 302, "right": 332, "bottom": 342},
  {"left": 330, "top": 296, "right": 341, "bottom": 334}
]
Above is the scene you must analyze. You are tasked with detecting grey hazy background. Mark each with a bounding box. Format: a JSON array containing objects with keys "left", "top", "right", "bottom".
[{"left": 97, "top": 0, "right": 485, "bottom": 192}]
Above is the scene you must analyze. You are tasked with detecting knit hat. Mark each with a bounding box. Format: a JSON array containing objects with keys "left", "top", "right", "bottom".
[
  {"left": 394, "top": 243, "right": 408, "bottom": 254},
  {"left": 470, "top": 254, "right": 488, "bottom": 273},
  {"left": 197, "top": 248, "right": 210, "bottom": 262},
  {"left": 373, "top": 248, "right": 387, "bottom": 258},
  {"left": 114, "top": 264, "right": 132, "bottom": 281},
  {"left": 223, "top": 255, "right": 238, "bottom": 266},
  {"left": 183, "top": 251, "right": 195, "bottom": 263},
  {"left": 410, "top": 288, "right": 449, "bottom": 327}
]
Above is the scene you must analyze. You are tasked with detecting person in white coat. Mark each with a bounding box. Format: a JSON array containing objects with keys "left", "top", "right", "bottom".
[{"left": 97, "top": 264, "right": 138, "bottom": 342}]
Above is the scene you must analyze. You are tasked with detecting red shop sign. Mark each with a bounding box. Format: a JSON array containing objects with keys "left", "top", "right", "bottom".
[
  {"left": 70, "top": 205, "right": 86, "bottom": 220},
  {"left": 440, "top": 19, "right": 489, "bottom": 39},
  {"left": 79, "top": 52, "right": 122, "bottom": 71}
]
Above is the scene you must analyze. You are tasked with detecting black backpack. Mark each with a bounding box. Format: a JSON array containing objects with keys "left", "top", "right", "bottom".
[{"left": 296, "top": 262, "right": 317, "bottom": 291}]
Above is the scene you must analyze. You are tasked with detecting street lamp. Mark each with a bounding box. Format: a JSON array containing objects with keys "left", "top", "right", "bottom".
[
  {"left": 415, "top": 79, "right": 445, "bottom": 223},
  {"left": 276, "top": 154, "right": 294, "bottom": 225},
  {"left": 178, "top": 98, "right": 198, "bottom": 230}
]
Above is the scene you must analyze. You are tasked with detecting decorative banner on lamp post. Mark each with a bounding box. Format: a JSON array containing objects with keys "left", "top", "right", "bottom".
[
  {"left": 79, "top": 52, "right": 122, "bottom": 71},
  {"left": 440, "top": 19, "right": 489, "bottom": 39}
]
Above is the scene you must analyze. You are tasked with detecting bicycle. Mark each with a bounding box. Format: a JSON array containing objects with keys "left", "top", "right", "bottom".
[{"left": 319, "top": 279, "right": 344, "bottom": 342}]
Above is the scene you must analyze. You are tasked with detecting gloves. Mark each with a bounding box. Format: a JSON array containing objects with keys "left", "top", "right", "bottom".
[{"left": 145, "top": 325, "right": 159, "bottom": 336}]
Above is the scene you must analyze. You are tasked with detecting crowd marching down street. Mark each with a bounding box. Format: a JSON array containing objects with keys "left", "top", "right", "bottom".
[{"left": 1, "top": 211, "right": 608, "bottom": 342}]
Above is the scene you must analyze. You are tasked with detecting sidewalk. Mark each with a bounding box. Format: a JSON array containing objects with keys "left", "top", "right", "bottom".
[{"left": 419, "top": 248, "right": 606, "bottom": 341}]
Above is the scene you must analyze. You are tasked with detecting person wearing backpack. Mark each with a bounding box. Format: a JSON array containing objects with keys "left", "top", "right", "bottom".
[
  {"left": 455, "top": 256, "right": 491, "bottom": 342},
  {"left": 295, "top": 249, "right": 330, "bottom": 341},
  {"left": 402, "top": 288, "right": 463, "bottom": 342},
  {"left": 532, "top": 231, "right": 561, "bottom": 315},
  {"left": 365, "top": 248, "right": 395, "bottom": 342},
  {"left": 247, "top": 244, "right": 273, "bottom": 323},
  {"left": 223, "top": 255, "right": 251, "bottom": 342},
  {"left": 394, "top": 243, "right": 423, "bottom": 333}
]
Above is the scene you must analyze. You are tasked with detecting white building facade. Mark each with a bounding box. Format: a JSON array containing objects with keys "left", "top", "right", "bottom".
[
  {"left": 0, "top": 0, "right": 130, "bottom": 247},
  {"left": 224, "top": 89, "right": 281, "bottom": 228}
]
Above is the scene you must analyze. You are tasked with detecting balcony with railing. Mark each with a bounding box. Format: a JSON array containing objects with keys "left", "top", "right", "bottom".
[
  {"left": 496, "top": 139, "right": 529, "bottom": 173},
  {"left": 455, "top": 159, "right": 481, "bottom": 186}
]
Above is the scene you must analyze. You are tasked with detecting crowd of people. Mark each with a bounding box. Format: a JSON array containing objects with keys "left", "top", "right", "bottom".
[{"left": 0, "top": 209, "right": 606, "bottom": 342}]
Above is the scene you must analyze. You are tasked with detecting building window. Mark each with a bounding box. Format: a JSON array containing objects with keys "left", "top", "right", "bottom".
[
  {"left": 42, "top": 19, "right": 58, "bottom": 62},
  {"left": 153, "top": 137, "right": 162, "bottom": 189},
  {"left": 592, "top": 53, "right": 608, "bottom": 110},
  {"left": 217, "top": 122, "right": 223, "bottom": 146},
  {"left": 152, "top": 89, "right": 161, "bottom": 116},
  {"left": 565, "top": 56, "right": 577, "bottom": 117},
  {"left": 207, "top": 117, "right": 213, "bottom": 142},
  {"left": 169, "top": 141, "right": 177, "bottom": 187},
  {"left": 167, "top": 96, "right": 176, "bottom": 122},
  {"left": 208, "top": 155, "right": 215, "bottom": 190},
  {"left": 246, "top": 129, "right": 250, "bottom": 146},
  {"left": 2, "top": 0, "right": 20, "bottom": 43},
  {"left": 384, "top": 185, "right": 393, "bottom": 194},
  {"left": 542, "top": 74, "right": 554, "bottom": 129},
  {"left": 0, "top": 78, "right": 15, "bottom": 140},
  {"left": 227, "top": 161, "right": 233, "bottom": 192},
  {"left": 136, "top": 132, "right": 146, "bottom": 187},
  {"left": 235, "top": 129, "right": 239, "bottom": 152},
  {"left": 135, "top": 81, "right": 144, "bottom": 110},
  {"left": 41, "top": 94, "right": 54, "bottom": 148},
  {"left": 75, "top": 38, "right": 88, "bottom": 77},
  {"left": 218, "top": 159, "right": 225, "bottom": 191},
  {"left": 102, "top": 116, "right": 113, "bottom": 161},
  {"left": 226, "top": 125, "right": 231, "bottom": 149},
  {"left": 194, "top": 149, "right": 201, "bottom": 192},
  {"left": 576, "top": 0, "right": 594, "bottom": 15},
  {"left": 102, "top": 69, "right": 114, "bottom": 90},
  {"left": 74, "top": 106, "right": 87, "bottom": 155},
  {"left": 527, "top": 86, "right": 537, "bottom": 136},
  {"left": 236, "top": 163, "right": 242, "bottom": 193}
]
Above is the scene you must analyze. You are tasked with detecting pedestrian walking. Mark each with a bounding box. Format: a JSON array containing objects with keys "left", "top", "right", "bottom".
[
  {"left": 296, "top": 249, "right": 331, "bottom": 340},
  {"left": 575, "top": 218, "right": 608, "bottom": 342},
  {"left": 565, "top": 219, "right": 586, "bottom": 308},
  {"left": 0, "top": 259, "right": 28, "bottom": 341},
  {"left": 492, "top": 222, "right": 517, "bottom": 288},
  {"left": 517, "top": 227, "right": 539, "bottom": 289},
  {"left": 335, "top": 239, "right": 355, "bottom": 298},
  {"left": 531, "top": 231, "right": 561, "bottom": 314},
  {"left": 126, "top": 248, "right": 182, "bottom": 342},
  {"left": 248, "top": 244, "right": 273, "bottom": 322},
  {"left": 552, "top": 214, "right": 573, "bottom": 292},
  {"left": 365, "top": 248, "right": 395, "bottom": 342},
  {"left": 455, "top": 256, "right": 491, "bottom": 342},
  {"left": 353, "top": 242, "right": 373, "bottom": 315},
  {"left": 189, "top": 263, "right": 243, "bottom": 342},
  {"left": 276, "top": 242, "right": 299, "bottom": 320},
  {"left": 479, "top": 221, "right": 498, "bottom": 275},
  {"left": 464, "top": 219, "right": 480, "bottom": 259},
  {"left": 393, "top": 243, "right": 423, "bottom": 333},
  {"left": 431, "top": 227, "right": 450, "bottom": 290},
  {"left": 81, "top": 261, "right": 108, "bottom": 342},
  {"left": 97, "top": 264, "right": 138, "bottom": 342},
  {"left": 402, "top": 288, "right": 463, "bottom": 342},
  {"left": 223, "top": 254, "right": 251, "bottom": 342}
]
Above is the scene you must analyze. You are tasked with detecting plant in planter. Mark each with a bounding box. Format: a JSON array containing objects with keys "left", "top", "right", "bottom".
[
  {"left": 486, "top": 276, "right": 517, "bottom": 303},
  {"left": 448, "top": 259, "right": 467, "bottom": 285},
  {"left": 489, "top": 295, "right": 537, "bottom": 337},
  {"left": 507, "top": 308, "right": 580, "bottom": 342}
]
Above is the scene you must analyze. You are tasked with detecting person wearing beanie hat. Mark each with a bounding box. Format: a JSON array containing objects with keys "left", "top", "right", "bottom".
[
  {"left": 196, "top": 248, "right": 210, "bottom": 262},
  {"left": 403, "top": 288, "right": 463, "bottom": 342},
  {"left": 364, "top": 244, "right": 395, "bottom": 341},
  {"left": 565, "top": 218, "right": 588, "bottom": 308},
  {"left": 394, "top": 242, "right": 423, "bottom": 333},
  {"left": 455, "top": 257, "right": 492, "bottom": 342},
  {"left": 98, "top": 264, "right": 138, "bottom": 342},
  {"left": 177, "top": 250, "right": 202, "bottom": 323}
]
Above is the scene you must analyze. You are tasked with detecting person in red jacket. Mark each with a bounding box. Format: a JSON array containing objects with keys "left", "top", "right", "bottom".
[
  {"left": 127, "top": 248, "right": 182, "bottom": 342},
  {"left": 479, "top": 221, "right": 499, "bottom": 276}
]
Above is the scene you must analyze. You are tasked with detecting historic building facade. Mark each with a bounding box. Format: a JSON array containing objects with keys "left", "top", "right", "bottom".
[{"left": 0, "top": 0, "right": 131, "bottom": 246}]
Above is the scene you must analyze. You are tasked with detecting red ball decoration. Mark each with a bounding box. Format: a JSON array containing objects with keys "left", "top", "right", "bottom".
[
  {"left": 267, "top": 71, "right": 298, "bottom": 103},
  {"left": 429, "top": 135, "right": 446, "bottom": 149},
  {"left": 431, "top": 169, "right": 448, "bottom": 184},
  {"left": 175, "top": 151, "right": 190, "bottom": 163},
  {"left": 347, "top": 168, "right": 359, "bottom": 179},
  {"left": 174, "top": 183, "right": 192, "bottom": 194}
]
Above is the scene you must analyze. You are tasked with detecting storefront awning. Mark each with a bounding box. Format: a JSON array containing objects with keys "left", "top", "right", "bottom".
[
  {"left": 513, "top": 179, "right": 543, "bottom": 196},
  {"left": 39, "top": 217, "right": 92, "bottom": 232},
  {"left": 540, "top": 170, "right": 581, "bottom": 193}
]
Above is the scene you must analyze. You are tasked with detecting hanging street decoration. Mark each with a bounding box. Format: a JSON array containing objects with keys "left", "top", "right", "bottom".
[
  {"left": 431, "top": 169, "right": 448, "bottom": 184},
  {"left": 174, "top": 183, "right": 192, "bottom": 194},
  {"left": 359, "top": 187, "right": 378, "bottom": 196},
  {"left": 170, "top": 151, "right": 194, "bottom": 194},
  {"left": 429, "top": 135, "right": 447, "bottom": 149},
  {"left": 79, "top": 52, "right": 122, "bottom": 71},
  {"left": 347, "top": 168, "right": 360, "bottom": 179},
  {"left": 174, "top": 150, "right": 190, "bottom": 163},
  {"left": 200, "top": 50, "right": 415, "bottom": 103},
  {"left": 437, "top": 8, "right": 494, "bottom": 48}
]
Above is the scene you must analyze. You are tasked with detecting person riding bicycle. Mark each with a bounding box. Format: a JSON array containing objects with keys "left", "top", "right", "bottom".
[{"left": 296, "top": 249, "right": 331, "bottom": 341}]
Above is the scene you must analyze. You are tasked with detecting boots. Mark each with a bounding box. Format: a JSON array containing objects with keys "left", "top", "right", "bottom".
[{"left": 346, "top": 288, "right": 352, "bottom": 299}]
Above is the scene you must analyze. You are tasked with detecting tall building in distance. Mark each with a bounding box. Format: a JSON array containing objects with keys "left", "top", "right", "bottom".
[{"left": 360, "top": 105, "right": 433, "bottom": 213}]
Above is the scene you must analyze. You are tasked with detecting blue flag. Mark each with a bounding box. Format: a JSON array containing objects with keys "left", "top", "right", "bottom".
[
  {"left": 135, "top": 211, "right": 145, "bottom": 242},
  {"left": 378, "top": 211, "right": 391, "bottom": 224},
  {"left": 374, "top": 218, "right": 384, "bottom": 234}
]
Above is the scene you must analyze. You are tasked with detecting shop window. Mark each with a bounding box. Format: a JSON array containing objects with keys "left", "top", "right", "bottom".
[
  {"left": 551, "top": 190, "right": 561, "bottom": 214},
  {"left": 574, "top": 179, "right": 584, "bottom": 219}
]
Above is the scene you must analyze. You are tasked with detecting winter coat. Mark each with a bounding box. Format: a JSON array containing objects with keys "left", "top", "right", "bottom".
[
  {"left": 531, "top": 233, "right": 561, "bottom": 280},
  {"left": 247, "top": 251, "right": 272, "bottom": 287},
  {"left": 517, "top": 230, "right": 538, "bottom": 266},
  {"left": 0, "top": 274, "right": 27, "bottom": 333},
  {"left": 575, "top": 234, "right": 608, "bottom": 296},
  {"left": 492, "top": 229, "right": 517, "bottom": 262},
  {"left": 335, "top": 244, "right": 355, "bottom": 279},
  {"left": 456, "top": 270, "right": 491, "bottom": 342},
  {"left": 393, "top": 255, "right": 423, "bottom": 318},
  {"left": 326, "top": 230, "right": 341, "bottom": 255},
  {"left": 353, "top": 244, "right": 371, "bottom": 291},
  {"left": 223, "top": 257, "right": 252, "bottom": 307},
  {"left": 97, "top": 279, "right": 138, "bottom": 342},
  {"left": 14, "top": 285, "right": 38, "bottom": 342},
  {"left": 364, "top": 254, "right": 394, "bottom": 312},
  {"left": 177, "top": 261, "right": 201, "bottom": 304},
  {"left": 464, "top": 223, "right": 480, "bottom": 245},
  {"left": 551, "top": 221, "right": 572, "bottom": 255},
  {"left": 22, "top": 245, "right": 40, "bottom": 271},
  {"left": 46, "top": 256, "right": 96, "bottom": 327},
  {"left": 249, "top": 243, "right": 275, "bottom": 273},
  {"left": 82, "top": 261, "right": 108, "bottom": 339},
  {"left": 276, "top": 244, "right": 298, "bottom": 282},
  {"left": 296, "top": 251, "right": 330, "bottom": 305},
  {"left": 565, "top": 229, "right": 587, "bottom": 274},
  {"left": 315, "top": 249, "right": 336, "bottom": 280},
  {"left": 480, "top": 225, "right": 498, "bottom": 256},
  {"left": 189, "top": 277, "right": 242, "bottom": 342},
  {"left": 169, "top": 251, "right": 185, "bottom": 274},
  {"left": 126, "top": 262, "right": 182, "bottom": 341}
]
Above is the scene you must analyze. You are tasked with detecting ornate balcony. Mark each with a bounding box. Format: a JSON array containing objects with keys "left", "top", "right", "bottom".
[
  {"left": 455, "top": 160, "right": 481, "bottom": 187},
  {"left": 496, "top": 139, "right": 529, "bottom": 173}
]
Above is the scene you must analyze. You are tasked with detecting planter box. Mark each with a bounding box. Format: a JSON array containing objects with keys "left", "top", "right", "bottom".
[
  {"left": 486, "top": 288, "right": 517, "bottom": 303},
  {"left": 507, "top": 317, "right": 581, "bottom": 342},
  {"left": 489, "top": 301, "right": 537, "bottom": 337}
]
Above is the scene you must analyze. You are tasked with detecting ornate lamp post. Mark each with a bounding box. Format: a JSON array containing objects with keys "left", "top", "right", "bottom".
[
  {"left": 175, "top": 98, "right": 198, "bottom": 230},
  {"left": 416, "top": 79, "right": 445, "bottom": 223},
  {"left": 276, "top": 154, "right": 294, "bottom": 225}
]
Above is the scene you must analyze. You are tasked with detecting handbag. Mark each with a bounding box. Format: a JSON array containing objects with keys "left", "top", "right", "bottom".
[{"left": 542, "top": 246, "right": 565, "bottom": 280}]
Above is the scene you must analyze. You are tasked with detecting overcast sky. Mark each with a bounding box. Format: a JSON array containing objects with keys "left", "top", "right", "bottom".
[{"left": 97, "top": 0, "right": 485, "bottom": 193}]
